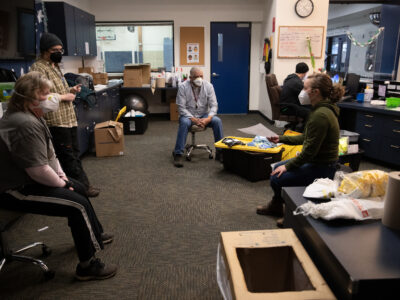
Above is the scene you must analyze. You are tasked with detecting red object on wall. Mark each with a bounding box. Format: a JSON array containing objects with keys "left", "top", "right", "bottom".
[{"left": 272, "top": 17, "right": 275, "bottom": 33}]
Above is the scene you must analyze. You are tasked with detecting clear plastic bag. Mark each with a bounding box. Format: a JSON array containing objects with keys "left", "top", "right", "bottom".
[{"left": 334, "top": 170, "right": 389, "bottom": 199}]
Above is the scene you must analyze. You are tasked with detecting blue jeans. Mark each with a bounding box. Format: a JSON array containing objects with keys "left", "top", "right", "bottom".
[
  {"left": 270, "top": 159, "right": 337, "bottom": 203},
  {"left": 173, "top": 114, "right": 223, "bottom": 155}
]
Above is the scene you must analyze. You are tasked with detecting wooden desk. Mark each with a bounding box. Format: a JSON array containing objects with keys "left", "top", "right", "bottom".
[{"left": 283, "top": 186, "right": 400, "bottom": 300}]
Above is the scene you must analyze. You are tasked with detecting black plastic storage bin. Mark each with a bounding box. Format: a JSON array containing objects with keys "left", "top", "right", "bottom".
[
  {"left": 338, "top": 149, "right": 364, "bottom": 171},
  {"left": 222, "top": 148, "right": 283, "bottom": 182},
  {"left": 122, "top": 115, "right": 148, "bottom": 135}
]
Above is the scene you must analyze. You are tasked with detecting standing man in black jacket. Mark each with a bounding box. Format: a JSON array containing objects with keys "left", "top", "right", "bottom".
[{"left": 280, "top": 62, "right": 311, "bottom": 122}]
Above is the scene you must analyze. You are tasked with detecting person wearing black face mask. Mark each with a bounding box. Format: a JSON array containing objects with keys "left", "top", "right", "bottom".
[{"left": 30, "top": 32, "right": 100, "bottom": 198}]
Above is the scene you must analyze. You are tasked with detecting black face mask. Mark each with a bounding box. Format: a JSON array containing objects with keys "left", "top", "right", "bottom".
[{"left": 50, "top": 52, "right": 63, "bottom": 63}]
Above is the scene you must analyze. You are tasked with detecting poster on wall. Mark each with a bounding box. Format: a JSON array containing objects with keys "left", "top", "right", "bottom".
[
  {"left": 187, "top": 43, "right": 199, "bottom": 63},
  {"left": 180, "top": 27, "right": 204, "bottom": 66}
]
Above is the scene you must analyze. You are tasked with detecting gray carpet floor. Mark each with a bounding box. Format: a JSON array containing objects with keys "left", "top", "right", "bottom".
[{"left": 0, "top": 114, "right": 394, "bottom": 299}]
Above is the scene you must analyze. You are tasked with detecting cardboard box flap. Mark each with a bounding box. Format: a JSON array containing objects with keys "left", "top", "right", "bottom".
[
  {"left": 95, "top": 121, "right": 123, "bottom": 142},
  {"left": 95, "top": 120, "right": 122, "bottom": 130}
]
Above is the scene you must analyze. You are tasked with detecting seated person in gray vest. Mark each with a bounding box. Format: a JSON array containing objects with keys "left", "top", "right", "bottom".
[
  {"left": 280, "top": 62, "right": 311, "bottom": 122},
  {"left": 172, "top": 67, "right": 224, "bottom": 167}
]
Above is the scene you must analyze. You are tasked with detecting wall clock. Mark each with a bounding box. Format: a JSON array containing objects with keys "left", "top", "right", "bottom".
[{"left": 295, "top": 0, "right": 314, "bottom": 18}]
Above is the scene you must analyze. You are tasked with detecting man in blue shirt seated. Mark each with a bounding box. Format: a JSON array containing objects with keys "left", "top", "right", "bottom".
[{"left": 172, "top": 67, "right": 224, "bottom": 167}]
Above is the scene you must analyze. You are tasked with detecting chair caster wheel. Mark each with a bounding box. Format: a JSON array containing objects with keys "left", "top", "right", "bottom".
[
  {"left": 186, "top": 156, "right": 191, "bottom": 161},
  {"left": 42, "top": 245, "right": 52, "bottom": 257},
  {"left": 209, "top": 154, "right": 213, "bottom": 159},
  {"left": 44, "top": 270, "right": 55, "bottom": 280}
]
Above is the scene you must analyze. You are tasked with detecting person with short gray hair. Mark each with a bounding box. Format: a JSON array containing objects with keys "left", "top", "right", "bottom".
[{"left": 172, "top": 67, "right": 224, "bottom": 167}]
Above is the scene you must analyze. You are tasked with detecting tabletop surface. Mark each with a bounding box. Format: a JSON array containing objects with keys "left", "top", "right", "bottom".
[{"left": 283, "top": 186, "right": 400, "bottom": 281}]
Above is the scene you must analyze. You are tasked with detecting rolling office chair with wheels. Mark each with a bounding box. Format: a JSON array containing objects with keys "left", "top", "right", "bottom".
[
  {"left": 0, "top": 210, "right": 54, "bottom": 279},
  {"left": 185, "top": 125, "right": 213, "bottom": 161},
  {"left": 265, "top": 74, "right": 304, "bottom": 130}
]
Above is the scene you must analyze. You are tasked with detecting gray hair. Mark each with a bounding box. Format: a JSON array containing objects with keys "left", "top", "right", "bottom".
[{"left": 190, "top": 67, "right": 202, "bottom": 77}]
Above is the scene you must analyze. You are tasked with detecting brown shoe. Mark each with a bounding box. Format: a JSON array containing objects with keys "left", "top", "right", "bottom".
[
  {"left": 276, "top": 218, "right": 284, "bottom": 228},
  {"left": 256, "top": 200, "right": 283, "bottom": 217},
  {"left": 87, "top": 186, "right": 100, "bottom": 198}
]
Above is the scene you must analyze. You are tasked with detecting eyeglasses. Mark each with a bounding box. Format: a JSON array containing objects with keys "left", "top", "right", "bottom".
[{"left": 49, "top": 48, "right": 64, "bottom": 54}]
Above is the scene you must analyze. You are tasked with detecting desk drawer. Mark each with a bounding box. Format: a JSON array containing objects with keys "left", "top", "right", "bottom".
[
  {"left": 355, "top": 112, "right": 383, "bottom": 134},
  {"left": 382, "top": 116, "right": 400, "bottom": 138},
  {"left": 381, "top": 136, "right": 400, "bottom": 165},
  {"left": 359, "top": 133, "right": 381, "bottom": 159}
]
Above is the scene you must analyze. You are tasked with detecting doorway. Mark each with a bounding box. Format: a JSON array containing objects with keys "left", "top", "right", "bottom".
[{"left": 210, "top": 22, "right": 251, "bottom": 114}]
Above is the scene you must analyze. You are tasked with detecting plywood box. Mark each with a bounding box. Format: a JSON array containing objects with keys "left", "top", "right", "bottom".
[
  {"left": 94, "top": 121, "right": 124, "bottom": 157},
  {"left": 218, "top": 229, "right": 335, "bottom": 300},
  {"left": 170, "top": 102, "right": 179, "bottom": 121},
  {"left": 92, "top": 72, "right": 108, "bottom": 85},
  {"left": 123, "top": 63, "right": 151, "bottom": 87},
  {"left": 78, "top": 67, "right": 94, "bottom": 74}
]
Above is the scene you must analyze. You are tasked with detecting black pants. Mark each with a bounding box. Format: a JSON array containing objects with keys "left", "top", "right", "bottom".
[
  {"left": 281, "top": 104, "right": 311, "bottom": 121},
  {"left": 49, "top": 127, "right": 90, "bottom": 189},
  {"left": 0, "top": 178, "right": 103, "bottom": 262}
]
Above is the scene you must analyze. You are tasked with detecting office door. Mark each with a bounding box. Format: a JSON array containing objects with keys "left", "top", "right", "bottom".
[{"left": 211, "top": 22, "right": 250, "bottom": 114}]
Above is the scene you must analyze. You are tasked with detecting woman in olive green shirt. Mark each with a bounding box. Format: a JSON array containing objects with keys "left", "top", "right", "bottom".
[{"left": 257, "top": 73, "right": 345, "bottom": 221}]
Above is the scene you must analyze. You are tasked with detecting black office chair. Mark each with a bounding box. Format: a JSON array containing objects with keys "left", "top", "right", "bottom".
[
  {"left": 185, "top": 125, "right": 213, "bottom": 161},
  {"left": 266, "top": 74, "right": 304, "bottom": 131},
  {"left": 0, "top": 210, "right": 54, "bottom": 279}
]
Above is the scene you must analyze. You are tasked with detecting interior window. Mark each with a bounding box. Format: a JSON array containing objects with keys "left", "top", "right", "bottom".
[{"left": 96, "top": 22, "right": 174, "bottom": 73}]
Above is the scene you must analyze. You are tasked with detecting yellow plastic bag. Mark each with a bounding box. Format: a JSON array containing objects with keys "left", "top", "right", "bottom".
[{"left": 335, "top": 170, "right": 389, "bottom": 198}]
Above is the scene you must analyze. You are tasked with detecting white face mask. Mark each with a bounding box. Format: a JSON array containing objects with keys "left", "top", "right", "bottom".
[
  {"left": 193, "top": 77, "right": 203, "bottom": 87},
  {"left": 298, "top": 89, "right": 311, "bottom": 105},
  {"left": 39, "top": 93, "right": 60, "bottom": 113}
]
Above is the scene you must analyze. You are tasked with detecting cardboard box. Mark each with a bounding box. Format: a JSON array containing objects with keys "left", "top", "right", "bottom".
[
  {"left": 170, "top": 102, "right": 179, "bottom": 121},
  {"left": 123, "top": 63, "right": 151, "bottom": 87},
  {"left": 92, "top": 72, "right": 108, "bottom": 85},
  {"left": 218, "top": 229, "right": 335, "bottom": 300},
  {"left": 94, "top": 121, "right": 124, "bottom": 157},
  {"left": 156, "top": 77, "right": 165, "bottom": 88},
  {"left": 78, "top": 67, "right": 94, "bottom": 74}
]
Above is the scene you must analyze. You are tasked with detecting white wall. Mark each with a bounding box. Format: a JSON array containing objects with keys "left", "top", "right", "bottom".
[
  {"left": 273, "top": 0, "right": 330, "bottom": 85},
  {"left": 257, "top": 0, "right": 276, "bottom": 119},
  {"left": 88, "top": 0, "right": 265, "bottom": 82},
  {"left": 49, "top": 0, "right": 266, "bottom": 112},
  {"left": 258, "top": 0, "right": 330, "bottom": 120}
]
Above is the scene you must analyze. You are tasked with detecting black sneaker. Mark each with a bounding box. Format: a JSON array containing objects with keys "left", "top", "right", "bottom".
[
  {"left": 75, "top": 258, "right": 117, "bottom": 281},
  {"left": 101, "top": 232, "right": 114, "bottom": 244},
  {"left": 172, "top": 152, "right": 184, "bottom": 168}
]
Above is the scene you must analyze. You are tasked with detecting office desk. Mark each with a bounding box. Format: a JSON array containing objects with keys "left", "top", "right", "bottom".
[
  {"left": 338, "top": 101, "right": 400, "bottom": 165},
  {"left": 282, "top": 186, "right": 400, "bottom": 300}
]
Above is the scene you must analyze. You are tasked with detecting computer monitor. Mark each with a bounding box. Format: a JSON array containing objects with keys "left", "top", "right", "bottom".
[
  {"left": 378, "top": 84, "right": 387, "bottom": 97},
  {"left": 344, "top": 73, "right": 360, "bottom": 97},
  {"left": 373, "top": 80, "right": 388, "bottom": 99}
]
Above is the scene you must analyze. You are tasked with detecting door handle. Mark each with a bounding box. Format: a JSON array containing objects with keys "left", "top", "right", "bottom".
[{"left": 212, "top": 73, "right": 220, "bottom": 77}]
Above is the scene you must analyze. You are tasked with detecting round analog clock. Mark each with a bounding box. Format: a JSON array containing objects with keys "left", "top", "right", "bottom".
[{"left": 295, "top": 0, "right": 314, "bottom": 18}]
